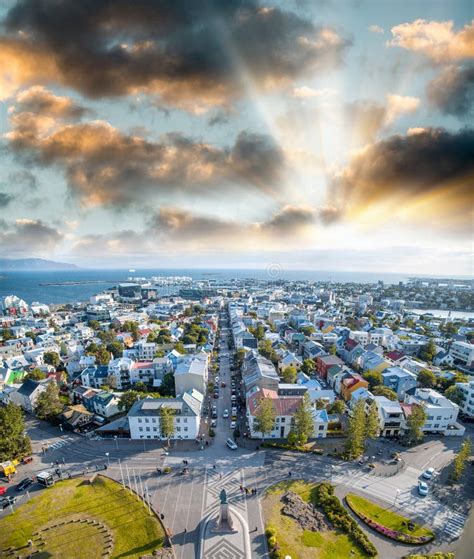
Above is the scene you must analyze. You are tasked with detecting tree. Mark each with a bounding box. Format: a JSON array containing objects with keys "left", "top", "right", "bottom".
[
  {"left": 0, "top": 403, "right": 32, "bottom": 461},
  {"left": 254, "top": 397, "right": 276, "bottom": 441},
  {"left": 106, "top": 340, "right": 124, "bottom": 358},
  {"left": 174, "top": 342, "right": 185, "bottom": 354},
  {"left": 160, "top": 407, "right": 175, "bottom": 444},
  {"left": 25, "top": 368, "right": 46, "bottom": 381},
  {"left": 328, "top": 400, "right": 346, "bottom": 415},
  {"left": 365, "top": 401, "right": 380, "bottom": 440},
  {"left": 118, "top": 390, "right": 144, "bottom": 412},
  {"left": 258, "top": 340, "right": 278, "bottom": 365},
  {"left": 182, "top": 334, "right": 197, "bottom": 345},
  {"left": 249, "top": 324, "right": 265, "bottom": 341},
  {"left": 345, "top": 399, "right": 366, "bottom": 459},
  {"left": 419, "top": 339, "right": 436, "bottom": 363},
  {"left": 329, "top": 345, "right": 337, "bottom": 355},
  {"left": 134, "top": 381, "right": 148, "bottom": 393},
  {"left": 88, "top": 344, "right": 111, "bottom": 365},
  {"left": 282, "top": 366, "right": 297, "bottom": 384},
  {"left": 24, "top": 330, "right": 37, "bottom": 343},
  {"left": 105, "top": 375, "right": 117, "bottom": 390},
  {"left": 301, "top": 358, "right": 315, "bottom": 375},
  {"left": 300, "top": 325, "right": 315, "bottom": 336},
  {"left": 405, "top": 404, "right": 427, "bottom": 444},
  {"left": 88, "top": 320, "right": 101, "bottom": 330},
  {"left": 451, "top": 438, "right": 472, "bottom": 482},
  {"left": 160, "top": 373, "right": 175, "bottom": 397},
  {"left": 444, "top": 384, "right": 462, "bottom": 405},
  {"left": 292, "top": 393, "right": 314, "bottom": 445},
  {"left": 316, "top": 399, "right": 327, "bottom": 410},
  {"left": 363, "top": 370, "right": 382, "bottom": 389},
  {"left": 34, "top": 382, "right": 63, "bottom": 422},
  {"left": 235, "top": 348, "right": 246, "bottom": 368},
  {"left": 43, "top": 351, "right": 61, "bottom": 368},
  {"left": 372, "top": 385, "right": 398, "bottom": 401},
  {"left": 1, "top": 328, "right": 14, "bottom": 341},
  {"left": 417, "top": 369, "right": 436, "bottom": 388}
]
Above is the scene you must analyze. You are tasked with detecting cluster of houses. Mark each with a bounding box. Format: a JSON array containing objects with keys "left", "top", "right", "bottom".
[{"left": 0, "top": 276, "right": 472, "bottom": 446}]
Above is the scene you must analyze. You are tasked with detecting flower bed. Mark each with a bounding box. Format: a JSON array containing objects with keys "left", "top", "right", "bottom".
[
  {"left": 262, "top": 441, "right": 323, "bottom": 454},
  {"left": 345, "top": 494, "right": 434, "bottom": 545}
]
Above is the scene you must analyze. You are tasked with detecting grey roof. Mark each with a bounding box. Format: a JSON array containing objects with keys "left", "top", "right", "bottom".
[
  {"left": 127, "top": 392, "right": 201, "bottom": 418},
  {"left": 17, "top": 379, "right": 41, "bottom": 397}
]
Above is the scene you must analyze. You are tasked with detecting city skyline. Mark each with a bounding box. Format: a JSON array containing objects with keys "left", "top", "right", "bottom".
[{"left": 0, "top": 0, "right": 472, "bottom": 275}]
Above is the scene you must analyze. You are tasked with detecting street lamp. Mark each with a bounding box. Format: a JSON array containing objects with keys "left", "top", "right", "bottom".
[
  {"left": 114, "top": 435, "right": 118, "bottom": 450},
  {"left": 105, "top": 452, "right": 110, "bottom": 466}
]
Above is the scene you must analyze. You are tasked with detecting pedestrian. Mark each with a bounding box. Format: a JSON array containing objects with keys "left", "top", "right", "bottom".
[
  {"left": 219, "top": 473, "right": 222, "bottom": 479},
  {"left": 62, "top": 457, "right": 65, "bottom": 464},
  {"left": 213, "top": 464, "right": 216, "bottom": 470},
  {"left": 160, "top": 513, "right": 164, "bottom": 520},
  {"left": 288, "top": 470, "right": 292, "bottom": 477},
  {"left": 184, "top": 528, "right": 187, "bottom": 534},
  {"left": 240, "top": 485, "right": 243, "bottom": 492}
]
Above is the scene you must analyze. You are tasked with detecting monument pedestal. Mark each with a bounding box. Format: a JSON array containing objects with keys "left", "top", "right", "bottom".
[{"left": 212, "top": 502, "right": 237, "bottom": 533}]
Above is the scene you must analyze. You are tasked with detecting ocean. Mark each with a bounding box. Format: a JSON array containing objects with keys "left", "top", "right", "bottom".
[{"left": 0, "top": 267, "right": 417, "bottom": 305}]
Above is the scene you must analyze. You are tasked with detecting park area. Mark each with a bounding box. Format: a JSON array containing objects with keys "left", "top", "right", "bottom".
[
  {"left": 346, "top": 494, "right": 435, "bottom": 544},
  {"left": 0, "top": 475, "right": 166, "bottom": 559},
  {"left": 262, "top": 480, "right": 375, "bottom": 559}
]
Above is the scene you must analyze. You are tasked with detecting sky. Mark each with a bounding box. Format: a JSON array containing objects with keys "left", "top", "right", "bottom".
[{"left": 0, "top": 0, "right": 472, "bottom": 275}]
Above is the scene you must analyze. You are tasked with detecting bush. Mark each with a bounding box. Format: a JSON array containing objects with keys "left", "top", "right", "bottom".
[
  {"left": 208, "top": 428, "right": 216, "bottom": 437},
  {"left": 311, "top": 483, "right": 377, "bottom": 557}
]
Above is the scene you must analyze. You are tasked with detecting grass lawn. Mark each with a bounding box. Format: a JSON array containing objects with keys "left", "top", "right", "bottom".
[
  {"left": 263, "top": 481, "right": 371, "bottom": 559},
  {"left": 346, "top": 494, "right": 434, "bottom": 538},
  {"left": 0, "top": 475, "right": 165, "bottom": 559}
]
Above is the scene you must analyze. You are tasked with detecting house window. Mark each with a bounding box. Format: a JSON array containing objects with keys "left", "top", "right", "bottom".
[
  {"left": 434, "top": 424, "right": 439, "bottom": 429},
  {"left": 183, "top": 418, "right": 188, "bottom": 423},
  {"left": 145, "top": 418, "right": 149, "bottom": 423},
  {"left": 281, "top": 417, "right": 285, "bottom": 423},
  {"left": 146, "top": 427, "right": 150, "bottom": 432},
  {"left": 318, "top": 425, "right": 325, "bottom": 431},
  {"left": 176, "top": 418, "right": 180, "bottom": 423},
  {"left": 152, "top": 418, "right": 156, "bottom": 423},
  {"left": 139, "top": 427, "right": 143, "bottom": 432},
  {"left": 176, "top": 426, "right": 181, "bottom": 432},
  {"left": 184, "top": 427, "right": 188, "bottom": 432},
  {"left": 138, "top": 418, "right": 142, "bottom": 423},
  {"left": 436, "top": 416, "right": 442, "bottom": 420}
]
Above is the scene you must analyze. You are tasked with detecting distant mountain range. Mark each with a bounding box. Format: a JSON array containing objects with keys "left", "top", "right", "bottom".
[{"left": 0, "top": 258, "right": 79, "bottom": 271}]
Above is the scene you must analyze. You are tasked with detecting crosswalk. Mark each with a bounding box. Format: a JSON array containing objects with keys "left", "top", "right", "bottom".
[
  {"left": 444, "top": 511, "right": 467, "bottom": 539},
  {"left": 46, "top": 437, "right": 75, "bottom": 451}
]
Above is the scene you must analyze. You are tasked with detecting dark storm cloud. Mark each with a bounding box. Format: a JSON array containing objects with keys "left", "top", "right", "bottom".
[
  {"left": 0, "top": 192, "right": 14, "bottom": 207},
  {"left": 0, "top": 0, "right": 351, "bottom": 109},
  {"left": 427, "top": 65, "right": 474, "bottom": 117},
  {"left": 6, "top": 91, "right": 286, "bottom": 207},
  {"left": 330, "top": 127, "right": 474, "bottom": 231},
  {"left": 261, "top": 205, "right": 316, "bottom": 232}
]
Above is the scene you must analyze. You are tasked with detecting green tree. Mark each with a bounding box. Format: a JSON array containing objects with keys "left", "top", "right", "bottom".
[
  {"left": 0, "top": 403, "right": 32, "bottom": 461},
  {"left": 160, "top": 407, "right": 175, "bottom": 445},
  {"left": 1, "top": 328, "right": 14, "bottom": 341},
  {"left": 34, "top": 382, "right": 63, "bottom": 422},
  {"left": 182, "top": 334, "right": 197, "bottom": 345},
  {"left": 281, "top": 365, "right": 297, "bottom": 384},
  {"left": 300, "top": 325, "right": 315, "bottom": 336},
  {"left": 328, "top": 400, "right": 346, "bottom": 415},
  {"left": 134, "top": 381, "right": 148, "bottom": 392},
  {"left": 88, "top": 320, "right": 101, "bottom": 330},
  {"left": 345, "top": 399, "right": 366, "bottom": 459},
  {"left": 87, "top": 344, "right": 111, "bottom": 365},
  {"left": 301, "top": 358, "right": 315, "bottom": 375},
  {"left": 365, "top": 401, "right": 380, "bottom": 440},
  {"left": 235, "top": 348, "right": 246, "bottom": 368},
  {"left": 419, "top": 339, "right": 437, "bottom": 363},
  {"left": 292, "top": 392, "right": 314, "bottom": 444},
  {"left": 451, "top": 438, "right": 472, "bottom": 482},
  {"left": 43, "top": 351, "right": 60, "bottom": 368},
  {"left": 417, "top": 369, "right": 436, "bottom": 388},
  {"left": 160, "top": 373, "right": 175, "bottom": 397},
  {"left": 316, "top": 399, "right": 327, "bottom": 410},
  {"left": 372, "top": 385, "right": 398, "bottom": 401},
  {"left": 405, "top": 403, "right": 427, "bottom": 444},
  {"left": 363, "top": 370, "right": 382, "bottom": 389},
  {"left": 254, "top": 397, "right": 276, "bottom": 441},
  {"left": 329, "top": 345, "right": 337, "bottom": 355},
  {"left": 174, "top": 342, "right": 185, "bottom": 354},
  {"left": 258, "top": 340, "right": 278, "bottom": 365},
  {"left": 25, "top": 368, "right": 46, "bottom": 381},
  {"left": 444, "top": 384, "right": 462, "bottom": 405},
  {"left": 118, "top": 390, "right": 144, "bottom": 412},
  {"left": 24, "top": 330, "right": 37, "bottom": 343},
  {"left": 106, "top": 340, "right": 124, "bottom": 358}
]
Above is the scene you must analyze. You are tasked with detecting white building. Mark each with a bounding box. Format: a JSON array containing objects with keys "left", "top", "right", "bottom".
[
  {"left": 456, "top": 380, "right": 474, "bottom": 418},
  {"left": 174, "top": 353, "right": 208, "bottom": 396},
  {"left": 108, "top": 357, "right": 134, "bottom": 390},
  {"left": 127, "top": 390, "right": 203, "bottom": 440},
  {"left": 136, "top": 341, "right": 156, "bottom": 361},
  {"left": 403, "top": 388, "right": 464, "bottom": 436},
  {"left": 373, "top": 396, "right": 404, "bottom": 437},
  {"left": 450, "top": 341, "right": 474, "bottom": 369}
]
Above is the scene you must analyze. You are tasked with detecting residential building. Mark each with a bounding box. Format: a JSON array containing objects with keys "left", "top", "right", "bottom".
[
  {"left": 315, "top": 355, "right": 344, "bottom": 380},
  {"left": 374, "top": 396, "right": 404, "bottom": 437},
  {"left": 339, "top": 373, "right": 369, "bottom": 402},
  {"left": 456, "top": 380, "right": 474, "bottom": 418},
  {"left": 450, "top": 341, "right": 474, "bottom": 369},
  {"left": 174, "top": 353, "right": 208, "bottom": 395},
  {"left": 10, "top": 378, "right": 51, "bottom": 412},
  {"left": 381, "top": 366, "right": 417, "bottom": 398},
  {"left": 242, "top": 350, "right": 279, "bottom": 392}
]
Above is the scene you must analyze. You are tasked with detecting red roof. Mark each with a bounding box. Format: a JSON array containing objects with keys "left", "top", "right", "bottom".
[
  {"left": 247, "top": 388, "right": 302, "bottom": 416},
  {"left": 131, "top": 361, "right": 154, "bottom": 369},
  {"left": 345, "top": 338, "right": 358, "bottom": 350},
  {"left": 386, "top": 350, "right": 405, "bottom": 361}
]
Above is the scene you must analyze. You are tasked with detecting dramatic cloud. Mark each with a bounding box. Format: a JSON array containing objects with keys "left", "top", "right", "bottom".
[
  {"left": 330, "top": 127, "right": 474, "bottom": 232},
  {"left": 13, "top": 86, "right": 90, "bottom": 119},
  {"left": 261, "top": 205, "right": 316, "bottom": 233},
  {"left": 0, "top": 0, "right": 351, "bottom": 110},
  {"left": 427, "top": 65, "right": 474, "bottom": 116},
  {"left": 8, "top": 169, "right": 38, "bottom": 190},
  {"left": 5, "top": 90, "right": 285, "bottom": 207},
  {"left": 384, "top": 94, "right": 420, "bottom": 125},
  {"left": 0, "top": 218, "right": 64, "bottom": 255},
  {"left": 388, "top": 19, "right": 474, "bottom": 62}
]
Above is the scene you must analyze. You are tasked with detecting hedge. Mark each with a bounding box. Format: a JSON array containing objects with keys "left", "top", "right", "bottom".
[
  {"left": 311, "top": 483, "right": 378, "bottom": 557},
  {"left": 262, "top": 441, "right": 323, "bottom": 454}
]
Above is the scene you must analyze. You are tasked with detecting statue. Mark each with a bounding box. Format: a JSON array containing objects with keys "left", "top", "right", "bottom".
[
  {"left": 219, "top": 489, "right": 227, "bottom": 504},
  {"left": 213, "top": 487, "right": 236, "bottom": 533}
]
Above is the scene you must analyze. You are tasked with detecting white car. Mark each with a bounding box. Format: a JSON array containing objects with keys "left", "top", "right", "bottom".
[
  {"left": 418, "top": 481, "right": 429, "bottom": 496},
  {"left": 215, "top": 376, "right": 220, "bottom": 383},
  {"left": 422, "top": 467, "right": 435, "bottom": 480},
  {"left": 222, "top": 409, "right": 229, "bottom": 418},
  {"left": 226, "top": 438, "right": 238, "bottom": 450},
  {"left": 230, "top": 421, "right": 237, "bottom": 429}
]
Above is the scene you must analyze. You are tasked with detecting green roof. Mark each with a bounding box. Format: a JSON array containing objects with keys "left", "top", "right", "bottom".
[{"left": 7, "top": 369, "right": 25, "bottom": 385}]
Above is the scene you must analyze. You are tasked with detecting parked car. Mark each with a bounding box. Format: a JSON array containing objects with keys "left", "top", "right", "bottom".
[
  {"left": 213, "top": 392, "right": 219, "bottom": 399},
  {"left": 230, "top": 420, "right": 237, "bottom": 429},
  {"left": 422, "top": 467, "right": 435, "bottom": 480},
  {"left": 0, "top": 487, "right": 6, "bottom": 496},
  {"left": 16, "top": 477, "right": 33, "bottom": 492},
  {"left": 212, "top": 410, "right": 218, "bottom": 419},
  {"left": 418, "top": 481, "right": 429, "bottom": 496},
  {"left": 210, "top": 419, "right": 217, "bottom": 428},
  {"left": 0, "top": 496, "right": 17, "bottom": 509},
  {"left": 222, "top": 409, "right": 229, "bottom": 418},
  {"left": 221, "top": 381, "right": 226, "bottom": 387},
  {"left": 226, "top": 438, "right": 238, "bottom": 450}
]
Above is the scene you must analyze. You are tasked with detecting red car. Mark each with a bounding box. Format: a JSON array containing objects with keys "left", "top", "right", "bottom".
[{"left": 0, "top": 487, "right": 7, "bottom": 496}]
